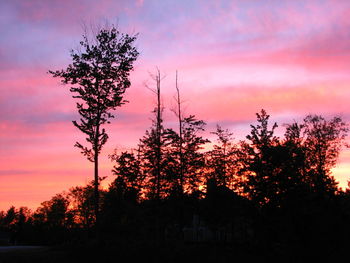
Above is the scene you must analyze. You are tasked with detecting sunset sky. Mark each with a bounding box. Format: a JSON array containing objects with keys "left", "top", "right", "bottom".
[{"left": 1, "top": 0, "right": 350, "bottom": 211}]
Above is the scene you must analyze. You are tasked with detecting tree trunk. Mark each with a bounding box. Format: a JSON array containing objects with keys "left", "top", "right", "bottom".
[
  {"left": 156, "top": 70, "right": 161, "bottom": 200},
  {"left": 94, "top": 148, "right": 99, "bottom": 226},
  {"left": 175, "top": 71, "right": 184, "bottom": 194},
  {"left": 94, "top": 123, "right": 100, "bottom": 227}
]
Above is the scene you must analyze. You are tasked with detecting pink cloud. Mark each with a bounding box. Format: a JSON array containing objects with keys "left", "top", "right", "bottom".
[
  {"left": 177, "top": 82, "right": 350, "bottom": 124},
  {"left": 2, "top": 0, "right": 350, "bottom": 210}
]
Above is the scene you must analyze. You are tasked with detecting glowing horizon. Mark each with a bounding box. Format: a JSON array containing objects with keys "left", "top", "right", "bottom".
[{"left": 1, "top": 0, "right": 350, "bottom": 211}]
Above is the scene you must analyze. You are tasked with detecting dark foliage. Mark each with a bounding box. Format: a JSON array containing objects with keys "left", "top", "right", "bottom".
[
  {"left": 49, "top": 26, "right": 139, "bottom": 222},
  {"left": 3, "top": 110, "right": 350, "bottom": 262}
]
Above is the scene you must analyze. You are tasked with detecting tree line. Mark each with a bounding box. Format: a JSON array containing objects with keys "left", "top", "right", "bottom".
[{"left": 1, "top": 108, "right": 350, "bottom": 245}]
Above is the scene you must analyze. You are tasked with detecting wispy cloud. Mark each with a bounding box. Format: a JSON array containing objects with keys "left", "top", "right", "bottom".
[{"left": 0, "top": 170, "right": 34, "bottom": 176}]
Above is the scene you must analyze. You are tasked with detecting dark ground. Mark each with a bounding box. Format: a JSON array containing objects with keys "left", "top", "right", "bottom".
[
  {"left": 1, "top": 241, "right": 349, "bottom": 263},
  {"left": 0, "top": 242, "right": 260, "bottom": 263}
]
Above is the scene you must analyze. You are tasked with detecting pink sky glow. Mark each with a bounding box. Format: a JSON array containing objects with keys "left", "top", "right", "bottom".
[{"left": 1, "top": 0, "right": 350, "bottom": 211}]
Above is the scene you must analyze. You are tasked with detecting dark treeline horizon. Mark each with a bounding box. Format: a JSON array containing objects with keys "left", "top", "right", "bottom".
[
  {"left": 1, "top": 108, "right": 349, "bottom": 213},
  {"left": 2, "top": 105, "right": 350, "bottom": 261}
]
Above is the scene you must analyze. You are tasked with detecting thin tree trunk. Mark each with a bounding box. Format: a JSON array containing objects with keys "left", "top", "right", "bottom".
[
  {"left": 175, "top": 71, "right": 184, "bottom": 194},
  {"left": 155, "top": 70, "right": 162, "bottom": 245},
  {"left": 156, "top": 70, "right": 161, "bottom": 200},
  {"left": 94, "top": 151, "right": 99, "bottom": 224},
  {"left": 94, "top": 124, "right": 100, "bottom": 227},
  {"left": 223, "top": 142, "right": 227, "bottom": 187},
  {"left": 94, "top": 78, "right": 101, "bottom": 227}
]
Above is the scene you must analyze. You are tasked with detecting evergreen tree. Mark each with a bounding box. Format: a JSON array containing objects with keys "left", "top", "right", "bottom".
[
  {"left": 236, "top": 109, "right": 279, "bottom": 206},
  {"left": 180, "top": 116, "right": 209, "bottom": 195},
  {"left": 137, "top": 70, "right": 167, "bottom": 199},
  {"left": 206, "top": 125, "right": 237, "bottom": 189},
  {"left": 111, "top": 150, "right": 144, "bottom": 201},
  {"left": 138, "top": 125, "right": 174, "bottom": 199}
]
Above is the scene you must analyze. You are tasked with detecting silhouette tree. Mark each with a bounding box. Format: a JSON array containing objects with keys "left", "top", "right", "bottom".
[
  {"left": 14, "top": 207, "right": 32, "bottom": 244},
  {"left": 3, "top": 206, "right": 17, "bottom": 230},
  {"left": 286, "top": 115, "right": 348, "bottom": 195},
  {"left": 149, "top": 115, "right": 209, "bottom": 197},
  {"left": 207, "top": 125, "right": 237, "bottom": 189},
  {"left": 138, "top": 125, "right": 173, "bottom": 199},
  {"left": 180, "top": 116, "right": 209, "bottom": 195},
  {"left": 237, "top": 110, "right": 349, "bottom": 208},
  {"left": 172, "top": 71, "right": 185, "bottom": 194},
  {"left": 50, "top": 26, "right": 139, "bottom": 222},
  {"left": 236, "top": 109, "right": 280, "bottom": 206},
  {"left": 138, "top": 70, "right": 173, "bottom": 199},
  {"left": 151, "top": 70, "right": 163, "bottom": 200},
  {"left": 68, "top": 183, "right": 97, "bottom": 228},
  {"left": 111, "top": 150, "right": 144, "bottom": 201},
  {"left": 34, "top": 194, "right": 69, "bottom": 228}
]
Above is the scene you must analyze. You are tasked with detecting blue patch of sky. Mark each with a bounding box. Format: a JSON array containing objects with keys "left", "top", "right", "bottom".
[{"left": 0, "top": 19, "right": 76, "bottom": 69}]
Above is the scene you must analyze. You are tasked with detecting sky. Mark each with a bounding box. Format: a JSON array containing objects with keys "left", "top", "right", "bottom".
[{"left": 1, "top": 0, "right": 350, "bottom": 211}]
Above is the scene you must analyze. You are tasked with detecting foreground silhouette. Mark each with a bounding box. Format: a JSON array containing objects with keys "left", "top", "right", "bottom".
[
  {"left": 49, "top": 25, "right": 139, "bottom": 224},
  {"left": 1, "top": 110, "right": 350, "bottom": 262}
]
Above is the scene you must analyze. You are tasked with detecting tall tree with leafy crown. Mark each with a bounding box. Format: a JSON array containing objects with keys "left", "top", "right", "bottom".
[{"left": 49, "top": 26, "right": 139, "bottom": 224}]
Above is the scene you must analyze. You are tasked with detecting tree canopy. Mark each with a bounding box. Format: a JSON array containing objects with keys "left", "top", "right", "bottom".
[{"left": 50, "top": 26, "right": 139, "bottom": 223}]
